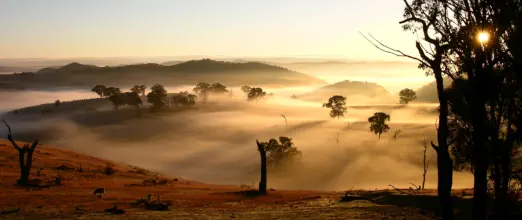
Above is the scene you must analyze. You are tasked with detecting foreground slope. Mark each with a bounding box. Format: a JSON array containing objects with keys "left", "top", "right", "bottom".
[{"left": 0, "top": 140, "right": 470, "bottom": 219}]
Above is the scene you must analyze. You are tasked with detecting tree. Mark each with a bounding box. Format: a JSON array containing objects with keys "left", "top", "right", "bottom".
[
  {"left": 362, "top": 1, "right": 456, "bottom": 218},
  {"left": 255, "top": 137, "right": 302, "bottom": 194},
  {"left": 171, "top": 91, "right": 197, "bottom": 107},
  {"left": 147, "top": 84, "right": 168, "bottom": 108},
  {"left": 131, "top": 85, "right": 146, "bottom": 96},
  {"left": 104, "top": 87, "right": 121, "bottom": 97},
  {"left": 322, "top": 95, "right": 347, "bottom": 119},
  {"left": 368, "top": 112, "right": 390, "bottom": 139},
  {"left": 247, "top": 87, "right": 267, "bottom": 103},
  {"left": 399, "top": 88, "right": 417, "bottom": 104},
  {"left": 109, "top": 92, "right": 142, "bottom": 109},
  {"left": 3, "top": 120, "right": 39, "bottom": 185},
  {"left": 91, "top": 85, "right": 106, "bottom": 98},
  {"left": 209, "top": 83, "right": 229, "bottom": 94},
  {"left": 193, "top": 82, "right": 211, "bottom": 102},
  {"left": 54, "top": 100, "right": 61, "bottom": 108},
  {"left": 241, "top": 85, "right": 252, "bottom": 94}
]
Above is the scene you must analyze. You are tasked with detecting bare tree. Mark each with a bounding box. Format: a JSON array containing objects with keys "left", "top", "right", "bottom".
[
  {"left": 3, "top": 120, "right": 39, "bottom": 185},
  {"left": 421, "top": 138, "right": 430, "bottom": 190},
  {"left": 281, "top": 114, "right": 288, "bottom": 127},
  {"left": 335, "top": 133, "right": 340, "bottom": 148},
  {"left": 255, "top": 140, "right": 267, "bottom": 194}
]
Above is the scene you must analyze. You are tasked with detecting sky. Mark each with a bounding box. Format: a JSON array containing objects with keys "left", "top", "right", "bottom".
[{"left": 0, "top": 0, "right": 419, "bottom": 61}]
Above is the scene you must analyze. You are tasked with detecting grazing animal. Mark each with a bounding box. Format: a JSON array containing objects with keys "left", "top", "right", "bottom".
[{"left": 93, "top": 188, "right": 105, "bottom": 198}]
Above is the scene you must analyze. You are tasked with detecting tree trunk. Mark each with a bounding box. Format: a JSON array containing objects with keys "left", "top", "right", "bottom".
[
  {"left": 256, "top": 140, "right": 267, "bottom": 194},
  {"left": 18, "top": 151, "right": 28, "bottom": 185},
  {"left": 433, "top": 69, "right": 455, "bottom": 220},
  {"left": 471, "top": 103, "right": 489, "bottom": 220}
]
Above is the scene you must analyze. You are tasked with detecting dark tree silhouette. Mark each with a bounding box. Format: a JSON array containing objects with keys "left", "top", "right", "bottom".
[
  {"left": 104, "top": 87, "right": 121, "bottom": 97},
  {"left": 171, "top": 91, "right": 197, "bottom": 107},
  {"left": 247, "top": 87, "right": 267, "bottom": 103},
  {"left": 398, "top": 88, "right": 417, "bottom": 104},
  {"left": 54, "top": 100, "right": 61, "bottom": 108},
  {"left": 241, "top": 85, "right": 252, "bottom": 94},
  {"left": 131, "top": 85, "right": 146, "bottom": 96},
  {"left": 255, "top": 140, "right": 267, "bottom": 194},
  {"left": 209, "top": 83, "right": 229, "bottom": 94},
  {"left": 109, "top": 92, "right": 142, "bottom": 109},
  {"left": 322, "top": 95, "right": 347, "bottom": 119},
  {"left": 91, "top": 85, "right": 107, "bottom": 98},
  {"left": 3, "top": 120, "right": 39, "bottom": 185},
  {"left": 193, "top": 82, "right": 211, "bottom": 102},
  {"left": 255, "top": 137, "right": 301, "bottom": 194},
  {"left": 368, "top": 112, "right": 390, "bottom": 139},
  {"left": 147, "top": 84, "right": 168, "bottom": 109}
]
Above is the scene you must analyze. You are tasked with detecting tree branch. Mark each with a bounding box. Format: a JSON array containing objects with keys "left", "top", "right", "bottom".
[
  {"left": 2, "top": 120, "right": 20, "bottom": 150},
  {"left": 359, "top": 32, "right": 430, "bottom": 67}
]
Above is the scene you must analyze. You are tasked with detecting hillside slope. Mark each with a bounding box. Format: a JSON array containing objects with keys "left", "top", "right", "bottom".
[
  {"left": 0, "top": 59, "right": 327, "bottom": 89},
  {"left": 298, "top": 80, "right": 395, "bottom": 103},
  {"left": 415, "top": 78, "right": 453, "bottom": 103},
  {"left": 0, "top": 140, "right": 448, "bottom": 219}
]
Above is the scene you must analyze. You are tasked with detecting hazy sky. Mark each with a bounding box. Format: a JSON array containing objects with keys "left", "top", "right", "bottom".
[{"left": 0, "top": 0, "right": 418, "bottom": 60}]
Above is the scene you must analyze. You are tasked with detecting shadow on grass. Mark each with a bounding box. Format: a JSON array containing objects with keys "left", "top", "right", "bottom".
[
  {"left": 220, "top": 189, "right": 267, "bottom": 198},
  {"left": 363, "top": 191, "right": 473, "bottom": 220}
]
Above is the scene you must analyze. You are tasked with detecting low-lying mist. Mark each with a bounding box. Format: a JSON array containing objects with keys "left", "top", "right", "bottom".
[{"left": 0, "top": 89, "right": 473, "bottom": 191}]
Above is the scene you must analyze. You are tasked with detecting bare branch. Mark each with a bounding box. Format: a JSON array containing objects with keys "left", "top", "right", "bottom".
[
  {"left": 2, "top": 120, "right": 20, "bottom": 150},
  {"left": 359, "top": 32, "right": 430, "bottom": 67}
]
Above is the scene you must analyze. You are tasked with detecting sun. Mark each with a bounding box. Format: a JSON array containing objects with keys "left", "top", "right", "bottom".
[{"left": 477, "top": 31, "right": 490, "bottom": 44}]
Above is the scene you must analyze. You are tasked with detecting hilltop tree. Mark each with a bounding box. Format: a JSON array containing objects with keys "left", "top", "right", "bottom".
[
  {"left": 54, "top": 100, "right": 61, "bottom": 108},
  {"left": 147, "top": 84, "right": 168, "bottom": 108},
  {"left": 209, "top": 83, "right": 229, "bottom": 94},
  {"left": 109, "top": 92, "right": 142, "bottom": 109},
  {"left": 131, "top": 85, "right": 146, "bottom": 96},
  {"left": 247, "top": 87, "right": 267, "bottom": 103},
  {"left": 3, "top": 120, "right": 39, "bottom": 185},
  {"left": 91, "top": 85, "right": 107, "bottom": 98},
  {"left": 322, "top": 95, "right": 347, "bottom": 119},
  {"left": 368, "top": 112, "right": 390, "bottom": 139},
  {"left": 241, "top": 85, "right": 252, "bottom": 94},
  {"left": 104, "top": 87, "right": 121, "bottom": 97},
  {"left": 193, "top": 82, "right": 211, "bottom": 102},
  {"left": 399, "top": 88, "right": 417, "bottom": 104},
  {"left": 171, "top": 91, "right": 197, "bottom": 107}
]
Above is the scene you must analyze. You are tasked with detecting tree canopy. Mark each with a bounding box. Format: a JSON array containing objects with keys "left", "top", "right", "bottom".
[
  {"left": 322, "top": 95, "right": 347, "bottom": 119},
  {"left": 398, "top": 88, "right": 417, "bottom": 104},
  {"left": 368, "top": 112, "right": 390, "bottom": 139},
  {"left": 147, "top": 84, "right": 168, "bottom": 108}
]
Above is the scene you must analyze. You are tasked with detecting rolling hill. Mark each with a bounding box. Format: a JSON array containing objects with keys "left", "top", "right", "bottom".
[
  {"left": 297, "top": 80, "right": 395, "bottom": 103},
  {"left": 0, "top": 59, "right": 327, "bottom": 89},
  {"left": 415, "top": 78, "right": 453, "bottom": 103}
]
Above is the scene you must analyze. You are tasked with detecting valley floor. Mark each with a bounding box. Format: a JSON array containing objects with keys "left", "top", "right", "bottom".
[{"left": 0, "top": 140, "right": 472, "bottom": 220}]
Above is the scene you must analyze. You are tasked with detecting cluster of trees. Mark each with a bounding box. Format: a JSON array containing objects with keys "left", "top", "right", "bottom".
[
  {"left": 241, "top": 85, "right": 269, "bottom": 102},
  {"left": 193, "top": 82, "right": 229, "bottom": 102},
  {"left": 365, "top": 0, "right": 522, "bottom": 219}
]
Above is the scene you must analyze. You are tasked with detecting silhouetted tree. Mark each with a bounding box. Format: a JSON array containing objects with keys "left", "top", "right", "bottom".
[
  {"left": 54, "top": 100, "right": 61, "bottom": 108},
  {"left": 209, "top": 83, "right": 229, "bottom": 94},
  {"left": 109, "top": 92, "right": 142, "bottom": 109},
  {"left": 322, "top": 95, "right": 347, "bottom": 119},
  {"left": 147, "top": 84, "right": 168, "bottom": 109},
  {"left": 247, "top": 87, "right": 267, "bottom": 103},
  {"left": 171, "top": 91, "right": 197, "bottom": 107},
  {"left": 131, "top": 85, "right": 146, "bottom": 96},
  {"left": 91, "top": 85, "right": 107, "bottom": 98},
  {"left": 368, "top": 112, "right": 390, "bottom": 139},
  {"left": 104, "top": 87, "right": 121, "bottom": 97},
  {"left": 193, "top": 82, "right": 211, "bottom": 102},
  {"left": 3, "top": 120, "right": 39, "bottom": 185},
  {"left": 290, "top": 94, "right": 298, "bottom": 99},
  {"left": 399, "top": 88, "right": 416, "bottom": 104},
  {"left": 241, "top": 85, "right": 252, "bottom": 94},
  {"left": 255, "top": 137, "right": 302, "bottom": 193}
]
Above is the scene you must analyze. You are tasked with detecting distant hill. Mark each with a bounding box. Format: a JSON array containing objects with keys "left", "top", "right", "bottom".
[
  {"left": 0, "top": 66, "right": 38, "bottom": 73},
  {"left": 0, "top": 59, "right": 326, "bottom": 89},
  {"left": 415, "top": 78, "right": 453, "bottom": 103},
  {"left": 161, "top": 60, "right": 184, "bottom": 66},
  {"left": 298, "top": 80, "right": 395, "bottom": 103}
]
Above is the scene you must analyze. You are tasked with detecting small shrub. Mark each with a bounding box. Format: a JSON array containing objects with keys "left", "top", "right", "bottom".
[{"left": 104, "top": 163, "right": 116, "bottom": 176}]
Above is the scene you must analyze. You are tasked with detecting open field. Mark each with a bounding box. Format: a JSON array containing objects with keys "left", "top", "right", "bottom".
[{"left": 0, "top": 140, "right": 478, "bottom": 219}]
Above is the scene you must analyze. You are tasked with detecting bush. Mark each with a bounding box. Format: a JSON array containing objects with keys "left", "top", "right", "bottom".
[{"left": 104, "top": 163, "right": 116, "bottom": 176}]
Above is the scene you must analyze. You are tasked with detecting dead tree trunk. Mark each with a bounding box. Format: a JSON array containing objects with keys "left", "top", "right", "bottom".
[
  {"left": 256, "top": 140, "right": 267, "bottom": 194},
  {"left": 421, "top": 138, "right": 430, "bottom": 190},
  {"left": 3, "top": 120, "right": 39, "bottom": 185}
]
